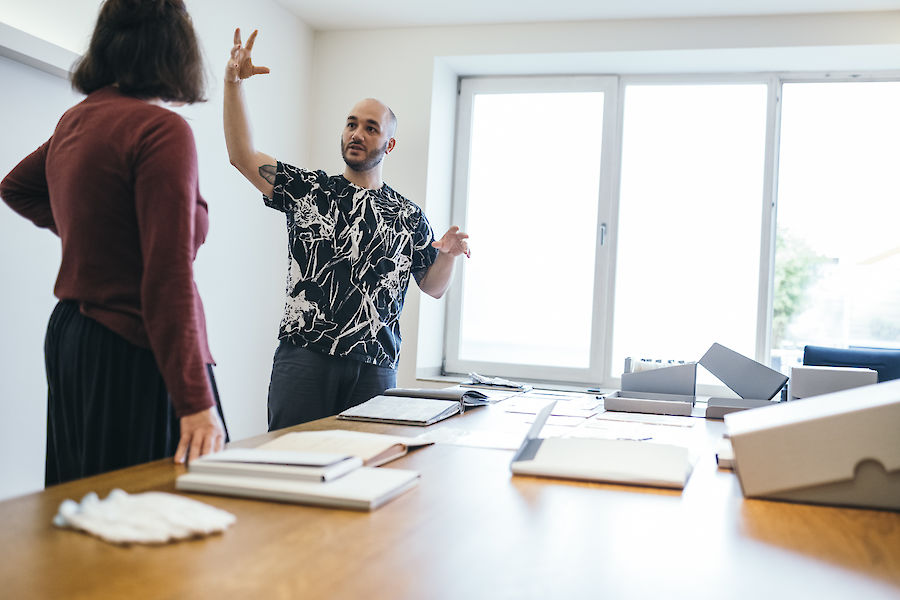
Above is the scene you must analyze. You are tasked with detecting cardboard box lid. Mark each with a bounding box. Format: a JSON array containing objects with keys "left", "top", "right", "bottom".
[
  {"left": 725, "top": 380, "right": 900, "bottom": 498},
  {"left": 789, "top": 365, "right": 878, "bottom": 399}
]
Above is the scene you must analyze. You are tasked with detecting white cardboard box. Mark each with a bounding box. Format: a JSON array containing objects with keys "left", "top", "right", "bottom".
[
  {"left": 725, "top": 379, "right": 900, "bottom": 511},
  {"left": 789, "top": 365, "right": 877, "bottom": 400}
]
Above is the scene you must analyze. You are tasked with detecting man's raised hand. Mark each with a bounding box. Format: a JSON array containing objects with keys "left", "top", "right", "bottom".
[{"left": 226, "top": 28, "right": 270, "bottom": 83}]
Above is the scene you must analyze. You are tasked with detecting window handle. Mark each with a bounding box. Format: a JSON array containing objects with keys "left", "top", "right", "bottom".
[{"left": 600, "top": 222, "right": 607, "bottom": 246}]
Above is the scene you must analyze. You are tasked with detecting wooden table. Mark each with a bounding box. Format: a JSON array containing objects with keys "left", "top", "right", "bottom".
[{"left": 1, "top": 400, "right": 898, "bottom": 600}]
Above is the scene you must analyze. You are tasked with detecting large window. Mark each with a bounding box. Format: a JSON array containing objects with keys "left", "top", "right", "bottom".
[
  {"left": 445, "top": 77, "right": 617, "bottom": 383},
  {"left": 772, "top": 80, "right": 900, "bottom": 372},
  {"left": 614, "top": 82, "right": 768, "bottom": 379},
  {"left": 446, "top": 74, "right": 900, "bottom": 388}
]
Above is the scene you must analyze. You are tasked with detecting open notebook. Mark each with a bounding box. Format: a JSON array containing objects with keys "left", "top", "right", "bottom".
[
  {"left": 510, "top": 402, "right": 695, "bottom": 490},
  {"left": 337, "top": 388, "right": 489, "bottom": 426}
]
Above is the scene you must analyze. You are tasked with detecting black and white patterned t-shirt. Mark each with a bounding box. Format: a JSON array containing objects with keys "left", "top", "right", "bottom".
[{"left": 264, "top": 161, "right": 438, "bottom": 368}]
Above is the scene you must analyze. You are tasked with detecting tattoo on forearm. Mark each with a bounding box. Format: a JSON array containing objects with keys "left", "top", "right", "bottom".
[{"left": 259, "top": 164, "right": 276, "bottom": 184}]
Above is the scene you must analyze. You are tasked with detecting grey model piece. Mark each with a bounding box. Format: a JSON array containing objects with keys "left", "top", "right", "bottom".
[
  {"left": 699, "top": 343, "right": 788, "bottom": 401},
  {"left": 607, "top": 362, "right": 697, "bottom": 416},
  {"left": 604, "top": 391, "right": 694, "bottom": 417},
  {"left": 621, "top": 362, "right": 697, "bottom": 397},
  {"left": 705, "top": 397, "right": 773, "bottom": 419}
]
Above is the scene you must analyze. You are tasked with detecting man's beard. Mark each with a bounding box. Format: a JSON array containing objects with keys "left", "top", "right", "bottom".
[{"left": 341, "top": 139, "right": 389, "bottom": 172}]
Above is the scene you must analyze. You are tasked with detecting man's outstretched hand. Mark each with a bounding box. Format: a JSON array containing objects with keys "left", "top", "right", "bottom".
[
  {"left": 432, "top": 226, "right": 471, "bottom": 258},
  {"left": 226, "top": 28, "right": 270, "bottom": 83}
]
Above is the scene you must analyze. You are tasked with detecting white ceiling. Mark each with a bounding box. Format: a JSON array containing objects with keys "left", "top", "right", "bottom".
[{"left": 275, "top": 0, "right": 900, "bottom": 31}]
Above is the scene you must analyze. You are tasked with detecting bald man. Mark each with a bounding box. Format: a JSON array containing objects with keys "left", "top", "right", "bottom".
[{"left": 224, "top": 29, "right": 470, "bottom": 430}]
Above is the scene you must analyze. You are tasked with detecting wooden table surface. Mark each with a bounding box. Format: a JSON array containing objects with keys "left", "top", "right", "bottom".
[{"left": 1, "top": 399, "right": 898, "bottom": 600}]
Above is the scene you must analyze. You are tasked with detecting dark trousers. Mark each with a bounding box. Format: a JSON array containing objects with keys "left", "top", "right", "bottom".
[
  {"left": 267, "top": 340, "right": 396, "bottom": 431},
  {"left": 43, "top": 301, "right": 228, "bottom": 486}
]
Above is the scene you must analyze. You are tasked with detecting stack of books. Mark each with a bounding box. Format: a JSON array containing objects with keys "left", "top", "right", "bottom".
[{"left": 176, "top": 430, "right": 429, "bottom": 511}]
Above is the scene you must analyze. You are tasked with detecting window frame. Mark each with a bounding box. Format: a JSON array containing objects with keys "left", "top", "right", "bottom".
[
  {"left": 442, "top": 70, "right": 900, "bottom": 391},
  {"left": 444, "top": 75, "right": 619, "bottom": 384}
]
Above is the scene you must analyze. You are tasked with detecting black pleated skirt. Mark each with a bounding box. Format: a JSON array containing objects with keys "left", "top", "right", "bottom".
[{"left": 43, "top": 300, "right": 228, "bottom": 486}]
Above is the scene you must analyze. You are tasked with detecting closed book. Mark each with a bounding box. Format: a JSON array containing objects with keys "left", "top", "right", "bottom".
[
  {"left": 188, "top": 448, "right": 362, "bottom": 482},
  {"left": 510, "top": 401, "right": 694, "bottom": 489},
  {"left": 511, "top": 437, "right": 694, "bottom": 490},
  {"left": 176, "top": 467, "right": 420, "bottom": 511}
]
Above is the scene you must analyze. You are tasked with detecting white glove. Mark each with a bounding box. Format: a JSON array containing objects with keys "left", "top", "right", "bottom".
[{"left": 53, "top": 489, "right": 236, "bottom": 545}]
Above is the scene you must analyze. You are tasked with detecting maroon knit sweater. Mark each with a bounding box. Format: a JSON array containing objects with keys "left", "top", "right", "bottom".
[{"left": 0, "top": 86, "right": 214, "bottom": 417}]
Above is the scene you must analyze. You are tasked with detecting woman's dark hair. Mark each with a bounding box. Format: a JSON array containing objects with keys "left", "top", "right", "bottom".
[{"left": 72, "top": 0, "right": 206, "bottom": 103}]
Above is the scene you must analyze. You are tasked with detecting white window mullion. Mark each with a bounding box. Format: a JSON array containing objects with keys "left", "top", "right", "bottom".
[
  {"left": 444, "top": 76, "right": 617, "bottom": 386},
  {"left": 596, "top": 76, "right": 627, "bottom": 388},
  {"left": 755, "top": 75, "right": 782, "bottom": 366}
]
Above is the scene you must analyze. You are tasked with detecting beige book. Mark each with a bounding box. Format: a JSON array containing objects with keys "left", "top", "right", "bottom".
[{"left": 258, "top": 429, "right": 433, "bottom": 467}]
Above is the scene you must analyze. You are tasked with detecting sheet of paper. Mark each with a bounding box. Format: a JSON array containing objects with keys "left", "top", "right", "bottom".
[
  {"left": 519, "top": 389, "right": 597, "bottom": 401},
  {"left": 416, "top": 428, "right": 524, "bottom": 451},
  {"left": 503, "top": 395, "right": 601, "bottom": 416},
  {"left": 524, "top": 415, "right": 591, "bottom": 431},
  {"left": 502, "top": 397, "right": 554, "bottom": 415},
  {"left": 572, "top": 419, "right": 703, "bottom": 446},
  {"left": 590, "top": 411, "right": 698, "bottom": 427}
]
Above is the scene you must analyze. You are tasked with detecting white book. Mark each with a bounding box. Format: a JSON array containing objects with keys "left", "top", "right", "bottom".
[
  {"left": 176, "top": 467, "right": 420, "bottom": 511},
  {"left": 510, "top": 402, "right": 694, "bottom": 489},
  {"left": 511, "top": 437, "right": 693, "bottom": 489},
  {"left": 188, "top": 448, "right": 362, "bottom": 482}
]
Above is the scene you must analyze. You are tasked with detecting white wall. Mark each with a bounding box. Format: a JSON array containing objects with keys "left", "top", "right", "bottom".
[
  {"left": 0, "top": 53, "right": 80, "bottom": 501},
  {"left": 307, "top": 11, "right": 900, "bottom": 389},
  {"left": 178, "top": 0, "right": 313, "bottom": 446},
  {"left": 0, "top": 0, "right": 313, "bottom": 500}
]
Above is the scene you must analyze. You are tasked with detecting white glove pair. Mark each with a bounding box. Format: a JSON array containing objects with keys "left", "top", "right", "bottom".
[{"left": 53, "top": 488, "right": 236, "bottom": 545}]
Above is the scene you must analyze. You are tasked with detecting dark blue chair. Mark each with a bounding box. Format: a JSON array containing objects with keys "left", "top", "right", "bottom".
[{"left": 802, "top": 345, "right": 900, "bottom": 383}]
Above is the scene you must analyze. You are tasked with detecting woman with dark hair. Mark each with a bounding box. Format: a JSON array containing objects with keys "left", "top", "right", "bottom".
[{"left": 0, "top": 0, "right": 226, "bottom": 485}]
